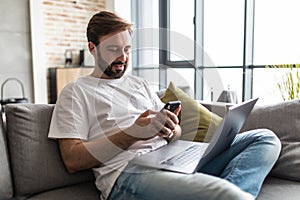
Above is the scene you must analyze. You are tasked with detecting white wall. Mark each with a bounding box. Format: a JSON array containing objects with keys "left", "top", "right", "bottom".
[
  {"left": 0, "top": 0, "right": 33, "bottom": 103},
  {"left": 30, "top": 0, "right": 47, "bottom": 103}
]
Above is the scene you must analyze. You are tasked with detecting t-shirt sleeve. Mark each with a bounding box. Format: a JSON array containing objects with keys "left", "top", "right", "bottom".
[{"left": 48, "top": 83, "right": 89, "bottom": 141}]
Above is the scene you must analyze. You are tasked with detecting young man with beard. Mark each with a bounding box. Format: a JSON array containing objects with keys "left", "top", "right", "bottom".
[{"left": 48, "top": 11, "right": 281, "bottom": 200}]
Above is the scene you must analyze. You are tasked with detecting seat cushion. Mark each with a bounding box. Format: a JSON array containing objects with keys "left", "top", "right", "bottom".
[
  {"left": 27, "top": 181, "right": 100, "bottom": 200},
  {"left": 5, "top": 103, "right": 95, "bottom": 198},
  {"left": 241, "top": 99, "right": 300, "bottom": 181},
  {"left": 0, "top": 113, "right": 13, "bottom": 199},
  {"left": 258, "top": 177, "right": 300, "bottom": 200}
]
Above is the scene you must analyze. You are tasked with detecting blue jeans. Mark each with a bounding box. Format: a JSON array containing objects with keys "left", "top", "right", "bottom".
[{"left": 109, "top": 129, "right": 281, "bottom": 200}]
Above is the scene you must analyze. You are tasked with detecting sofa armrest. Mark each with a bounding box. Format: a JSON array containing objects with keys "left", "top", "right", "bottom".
[{"left": 0, "top": 112, "right": 13, "bottom": 199}]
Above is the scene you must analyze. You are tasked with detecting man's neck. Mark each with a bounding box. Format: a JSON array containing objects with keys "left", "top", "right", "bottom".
[{"left": 91, "top": 68, "right": 111, "bottom": 79}]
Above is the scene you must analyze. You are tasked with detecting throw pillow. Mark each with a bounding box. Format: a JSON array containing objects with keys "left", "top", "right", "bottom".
[
  {"left": 160, "top": 82, "right": 223, "bottom": 142},
  {"left": 241, "top": 99, "right": 300, "bottom": 181}
]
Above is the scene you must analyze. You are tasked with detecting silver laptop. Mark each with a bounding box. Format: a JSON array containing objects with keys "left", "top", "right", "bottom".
[{"left": 130, "top": 98, "right": 258, "bottom": 174}]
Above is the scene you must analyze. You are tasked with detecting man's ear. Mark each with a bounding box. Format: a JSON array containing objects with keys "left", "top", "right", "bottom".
[{"left": 88, "top": 42, "right": 96, "bottom": 56}]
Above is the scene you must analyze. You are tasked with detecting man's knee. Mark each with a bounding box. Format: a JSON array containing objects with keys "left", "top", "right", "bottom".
[{"left": 257, "top": 128, "right": 281, "bottom": 158}]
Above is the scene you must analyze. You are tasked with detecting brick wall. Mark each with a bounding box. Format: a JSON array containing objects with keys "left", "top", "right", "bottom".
[{"left": 42, "top": 0, "right": 105, "bottom": 67}]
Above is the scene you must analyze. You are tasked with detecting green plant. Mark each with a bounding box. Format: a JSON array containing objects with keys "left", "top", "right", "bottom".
[{"left": 266, "top": 64, "right": 300, "bottom": 101}]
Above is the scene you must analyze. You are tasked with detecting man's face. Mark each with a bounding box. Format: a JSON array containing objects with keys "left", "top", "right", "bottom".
[{"left": 96, "top": 30, "right": 131, "bottom": 79}]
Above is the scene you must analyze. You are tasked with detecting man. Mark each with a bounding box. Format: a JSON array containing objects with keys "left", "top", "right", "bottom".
[{"left": 49, "top": 11, "right": 281, "bottom": 200}]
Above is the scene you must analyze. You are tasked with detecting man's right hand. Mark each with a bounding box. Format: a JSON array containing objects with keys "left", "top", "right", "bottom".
[{"left": 125, "top": 108, "right": 181, "bottom": 140}]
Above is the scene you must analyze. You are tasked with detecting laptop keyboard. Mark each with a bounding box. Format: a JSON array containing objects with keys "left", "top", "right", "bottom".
[{"left": 161, "top": 145, "right": 206, "bottom": 167}]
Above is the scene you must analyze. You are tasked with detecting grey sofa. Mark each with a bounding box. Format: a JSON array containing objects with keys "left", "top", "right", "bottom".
[{"left": 1, "top": 100, "right": 300, "bottom": 199}]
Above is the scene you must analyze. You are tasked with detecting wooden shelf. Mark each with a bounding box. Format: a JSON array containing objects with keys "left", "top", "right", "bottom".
[{"left": 48, "top": 67, "right": 93, "bottom": 103}]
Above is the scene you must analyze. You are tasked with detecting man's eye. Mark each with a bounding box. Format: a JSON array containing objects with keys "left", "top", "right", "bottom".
[
  {"left": 124, "top": 47, "right": 131, "bottom": 53},
  {"left": 107, "top": 47, "right": 118, "bottom": 52}
]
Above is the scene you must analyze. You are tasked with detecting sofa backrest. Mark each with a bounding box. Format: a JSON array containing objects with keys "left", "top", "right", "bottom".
[
  {"left": 0, "top": 113, "right": 13, "bottom": 199},
  {"left": 241, "top": 99, "right": 300, "bottom": 182},
  {"left": 5, "top": 103, "right": 95, "bottom": 198}
]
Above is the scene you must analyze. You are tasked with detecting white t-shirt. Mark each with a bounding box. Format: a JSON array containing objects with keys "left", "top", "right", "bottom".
[{"left": 48, "top": 74, "right": 166, "bottom": 199}]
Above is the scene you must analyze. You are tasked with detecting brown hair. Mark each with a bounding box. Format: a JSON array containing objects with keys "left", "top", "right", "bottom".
[{"left": 87, "top": 10, "right": 133, "bottom": 45}]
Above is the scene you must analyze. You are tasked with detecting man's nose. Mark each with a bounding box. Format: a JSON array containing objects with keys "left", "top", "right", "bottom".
[{"left": 117, "top": 51, "right": 127, "bottom": 61}]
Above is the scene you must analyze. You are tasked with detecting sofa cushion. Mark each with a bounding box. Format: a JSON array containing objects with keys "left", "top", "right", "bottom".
[
  {"left": 160, "top": 82, "right": 222, "bottom": 142},
  {"left": 257, "top": 177, "right": 300, "bottom": 200},
  {"left": 5, "top": 104, "right": 95, "bottom": 198},
  {"left": 241, "top": 99, "right": 300, "bottom": 181},
  {"left": 0, "top": 113, "right": 13, "bottom": 199},
  {"left": 27, "top": 181, "right": 100, "bottom": 200}
]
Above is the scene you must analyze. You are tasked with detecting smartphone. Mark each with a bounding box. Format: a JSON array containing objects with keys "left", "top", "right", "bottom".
[{"left": 161, "top": 101, "right": 181, "bottom": 112}]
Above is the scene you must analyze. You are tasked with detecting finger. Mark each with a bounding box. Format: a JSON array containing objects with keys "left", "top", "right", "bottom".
[
  {"left": 164, "top": 118, "right": 176, "bottom": 130},
  {"left": 158, "top": 127, "right": 172, "bottom": 138},
  {"left": 151, "top": 115, "right": 165, "bottom": 132},
  {"left": 155, "top": 110, "right": 168, "bottom": 124},
  {"left": 140, "top": 109, "right": 157, "bottom": 117},
  {"left": 173, "top": 104, "right": 181, "bottom": 116},
  {"left": 164, "top": 110, "right": 179, "bottom": 124}
]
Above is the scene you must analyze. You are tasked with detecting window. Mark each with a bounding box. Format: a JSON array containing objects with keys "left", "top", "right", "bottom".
[
  {"left": 202, "top": 0, "right": 245, "bottom": 103},
  {"left": 123, "top": 0, "right": 300, "bottom": 105},
  {"left": 159, "top": 0, "right": 196, "bottom": 97},
  {"left": 253, "top": 0, "right": 300, "bottom": 104},
  {"left": 203, "top": 0, "right": 244, "bottom": 66},
  {"left": 203, "top": 68, "right": 243, "bottom": 102},
  {"left": 167, "top": 68, "right": 195, "bottom": 91},
  {"left": 169, "top": 0, "right": 194, "bottom": 61},
  {"left": 252, "top": 68, "right": 283, "bottom": 104},
  {"left": 131, "top": 0, "right": 160, "bottom": 91},
  {"left": 254, "top": 0, "right": 300, "bottom": 65}
]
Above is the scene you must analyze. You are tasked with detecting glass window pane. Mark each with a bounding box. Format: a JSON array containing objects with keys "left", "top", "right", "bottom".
[
  {"left": 202, "top": 68, "right": 243, "bottom": 103},
  {"left": 170, "top": 0, "right": 194, "bottom": 61},
  {"left": 203, "top": 0, "right": 244, "bottom": 66},
  {"left": 135, "top": 68, "right": 160, "bottom": 91},
  {"left": 254, "top": 0, "right": 300, "bottom": 65},
  {"left": 253, "top": 68, "right": 297, "bottom": 105},
  {"left": 166, "top": 68, "right": 195, "bottom": 97},
  {"left": 131, "top": 0, "right": 159, "bottom": 69}
]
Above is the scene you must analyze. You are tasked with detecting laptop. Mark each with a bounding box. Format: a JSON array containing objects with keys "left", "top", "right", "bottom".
[{"left": 130, "top": 98, "right": 258, "bottom": 174}]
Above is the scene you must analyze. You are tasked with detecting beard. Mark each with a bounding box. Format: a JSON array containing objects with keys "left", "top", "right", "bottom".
[
  {"left": 97, "top": 50, "right": 127, "bottom": 79},
  {"left": 102, "top": 61, "right": 127, "bottom": 79}
]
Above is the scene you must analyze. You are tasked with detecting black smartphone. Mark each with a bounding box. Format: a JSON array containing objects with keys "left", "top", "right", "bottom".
[{"left": 161, "top": 101, "right": 181, "bottom": 112}]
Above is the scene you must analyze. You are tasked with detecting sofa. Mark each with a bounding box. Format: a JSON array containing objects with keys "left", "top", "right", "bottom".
[{"left": 1, "top": 100, "right": 300, "bottom": 199}]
